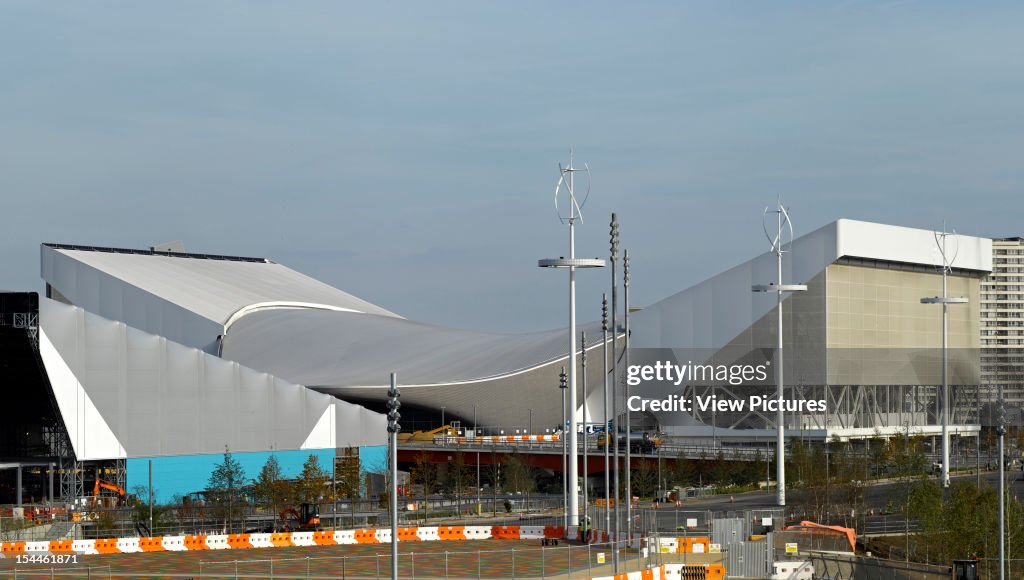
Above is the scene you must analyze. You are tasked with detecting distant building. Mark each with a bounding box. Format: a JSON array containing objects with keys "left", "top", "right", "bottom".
[{"left": 980, "top": 237, "right": 1024, "bottom": 425}]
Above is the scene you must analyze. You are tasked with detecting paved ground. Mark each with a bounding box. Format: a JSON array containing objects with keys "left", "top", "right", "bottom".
[{"left": 0, "top": 539, "right": 633, "bottom": 579}]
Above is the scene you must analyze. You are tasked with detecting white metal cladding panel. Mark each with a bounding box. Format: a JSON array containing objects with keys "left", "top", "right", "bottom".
[
  {"left": 335, "top": 401, "right": 388, "bottom": 447},
  {"left": 630, "top": 220, "right": 834, "bottom": 351},
  {"left": 43, "top": 245, "right": 224, "bottom": 353},
  {"left": 835, "top": 219, "right": 991, "bottom": 272},
  {"left": 630, "top": 219, "right": 991, "bottom": 351},
  {"left": 41, "top": 245, "right": 400, "bottom": 351},
  {"left": 37, "top": 298, "right": 377, "bottom": 458},
  {"left": 39, "top": 319, "right": 126, "bottom": 461}
]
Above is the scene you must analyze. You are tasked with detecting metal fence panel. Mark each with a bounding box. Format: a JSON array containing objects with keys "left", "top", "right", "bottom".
[
  {"left": 726, "top": 540, "right": 770, "bottom": 579},
  {"left": 711, "top": 517, "right": 746, "bottom": 545}
]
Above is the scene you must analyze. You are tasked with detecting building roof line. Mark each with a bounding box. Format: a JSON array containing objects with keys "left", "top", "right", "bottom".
[{"left": 42, "top": 242, "right": 270, "bottom": 264}]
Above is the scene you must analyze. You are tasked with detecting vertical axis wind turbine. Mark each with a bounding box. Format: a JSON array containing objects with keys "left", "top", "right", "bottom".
[
  {"left": 538, "top": 150, "right": 605, "bottom": 529},
  {"left": 920, "top": 223, "right": 968, "bottom": 489},
  {"left": 752, "top": 199, "right": 806, "bottom": 507}
]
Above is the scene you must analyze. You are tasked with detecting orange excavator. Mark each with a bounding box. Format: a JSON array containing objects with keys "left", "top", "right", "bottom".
[
  {"left": 92, "top": 477, "right": 129, "bottom": 507},
  {"left": 279, "top": 503, "right": 320, "bottom": 531}
]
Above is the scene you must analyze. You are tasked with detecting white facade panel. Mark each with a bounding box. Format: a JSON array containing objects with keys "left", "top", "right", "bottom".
[
  {"left": 41, "top": 244, "right": 400, "bottom": 354},
  {"left": 631, "top": 219, "right": 990, "bottom": 351},
  {"left": 38, "top": 298, "right": 384, "bottom": 459},
  {"left": 835, "top": 219, "right": 992, "bottom": 272}
]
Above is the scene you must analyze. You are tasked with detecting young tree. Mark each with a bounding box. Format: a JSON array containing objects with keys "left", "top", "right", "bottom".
[
  {"left": 254, "top": 454, "right": 292, "bottom": 526},
  {"left": 207, "top": 448, "right": 247, "bottom": 533},
  {"left": 504, "top": 451, "right": 535, "bottom": 511},
  {"left": 446, "top": 450, "right": 472, "bottom": 515},
  {"left": 410, "top": 452, "right": 439, "bottom": 521},
  {"left": 129, "top": 485, "right": 168, "bottom": 533},
  {"left": 294, "top": 454, "right": 330, "bottom": 506},
  {"left": 631, "top": 460, "right": 658, "bottom": 499}
]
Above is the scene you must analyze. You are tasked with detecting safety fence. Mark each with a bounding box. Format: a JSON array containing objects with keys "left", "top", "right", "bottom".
[{"left": 197, "top": 541, "right": 653, "bottom": 579}]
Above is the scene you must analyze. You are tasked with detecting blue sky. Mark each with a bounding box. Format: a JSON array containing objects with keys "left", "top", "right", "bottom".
[{"left": 2, "top": 1, "right": 1022, "bottom": 332}]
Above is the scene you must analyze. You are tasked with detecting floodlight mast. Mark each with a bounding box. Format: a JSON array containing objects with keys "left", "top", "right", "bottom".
[
  {"left": 538, "top": 150, "right": 605, "bottom": 532},
  {"left": 919, "top": 223, "right": 968, "bottom": 489},
  {"left": 752, "top": 199, "right": 806, "bottom": 507}
]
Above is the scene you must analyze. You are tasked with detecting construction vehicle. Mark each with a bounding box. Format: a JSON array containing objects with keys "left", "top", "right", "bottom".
[
  {"left": 397, "top": 421, "right": 461, "bottom": 443},
  {"left": 92, "top": 477, "right": 131, "bottom": 507},
  {"left": 596, "top": 431, "right": 662, "bottom": 453},
  {"left": 279, "top": 503, "right": 320, "bottom": 531}
]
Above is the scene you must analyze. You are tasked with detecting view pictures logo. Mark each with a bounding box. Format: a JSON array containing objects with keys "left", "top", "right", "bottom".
[{"left": 626, "top": 360, "right": 770, "bottom": 387}]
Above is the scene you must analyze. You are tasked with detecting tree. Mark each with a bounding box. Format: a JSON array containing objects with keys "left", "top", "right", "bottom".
[
  {"left": 295, "top": 454, "right": 330, "bottom": 506},
  {"left": 671, "top": 452, "right": 693, "bottom": 488},
  {"left": 207, "top": 448, "right": 247, "bottom": 533},
  {"left": 410, "top": 452, "right": 439, "bottom": 521},
  {"left": 631, "top": 460, "right": 658, "bottom": 499},
  {"left": 130, "top": 485, "right": 168, "bottom": 533},
  {"left": 504, "top": 452, "right": 534, "bottom": 494},
  {"left": 254, "top": 455, "right": 292, "bottom": 526},
  {"left": 336, "top": 449, "right": 361, "bottom": 499},
  {"left": 445, "top": 450, "right": 472, "bottom": 515}
]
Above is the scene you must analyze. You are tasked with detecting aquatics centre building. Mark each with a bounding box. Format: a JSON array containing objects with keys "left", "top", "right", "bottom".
[{"left": 0, "top": 218, "right": 1000, "bottom": 504}]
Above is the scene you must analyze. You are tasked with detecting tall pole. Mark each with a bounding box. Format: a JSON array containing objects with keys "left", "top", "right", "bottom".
[
  {"left": 582, "top": 331, "right": 589, "bottom": 532},
  {"left": 148, "top": 459, "right": 153, "bottom": 534},
  {"left": 775, "top": 208, "right": 785, "bottom": 507},
  {"left": 602, "top": 294, "right": 611, "bottom": 538},
  {"left": 475, "top": 405, "right": 480, "bottom": 515},
  {"left": 752, "top": 200, "right": 806, "bottom": 507},
  {"left": 610, "top": 213, "right": 621, "bottom": 572},
  {"left": 386, "top": 373, "right": 401, "bottom": 580},
  {"left": 942, "top": 249, "right": 950, "bottom": 488},
  {"left": 623, "top": 249, "right": 632, "bottom": 533},
  {"left": 998, "top": 384, "right": 1007, "bottom": 580},
  {"left": 567, "top": 199, "right": 580, "bottom": 529},
  {"left": 539, "top": 153, "right": 603, "bottom": 529},
  {"left": 921, "top": 225, "right": 967, "bottom": 489},
  {"left": 560, "top": 367, "right": 568, "bottom": 530}
]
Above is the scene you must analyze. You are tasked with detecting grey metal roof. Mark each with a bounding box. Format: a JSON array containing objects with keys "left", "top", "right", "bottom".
[
  {"left": 220, "top": 307, "right": 605, "bottom": 388},
  {"left": 44, "top": 244, "right": 400, "bottom": 325}
]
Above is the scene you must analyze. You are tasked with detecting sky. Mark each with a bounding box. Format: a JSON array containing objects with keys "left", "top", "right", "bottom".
[{"left": 2, "top": 1, "right": 1022, "bottom": 333}]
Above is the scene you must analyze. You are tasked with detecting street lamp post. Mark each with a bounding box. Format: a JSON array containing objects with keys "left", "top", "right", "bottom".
[
  {"left": 386, "top": 374, "right": 401, "bottom": 580},
  {"left": 582, "top": 331, "right": 590, "bottom": 533},
  {"left": 610, "top": 213, "right": 621, "bottom": 572},
  {"left": 538, "top": 152, "right": 605, "bottom": 531},
  {"left": 623, "top": 249, "right": 632, "bottom": 535},
  {"left": 920, "top": 225, "right": 968, "bottom": 489},
  {"left": 752, "top": 200, "right": 806, "bottom": 507},
  {"left": 560, "top": 367, "right": 569, "bottom": 530},
  {"left": 601, "top": 294, "right": 611, "bottom": 539},
  {"left": 474, "top": 405, "right": 480, "bottom": 516},
  {"left": 998, "top": 384, "right": 1007, "bottom": 580}
]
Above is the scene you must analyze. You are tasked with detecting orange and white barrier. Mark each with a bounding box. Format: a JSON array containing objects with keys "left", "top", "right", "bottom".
[
  {"left": 1, "top": 524, "right": 616, "bottom": 557},
  {"left": 663, "top": 563, "right": 726, "bottom": 580},
  {"left": 583, "top": 564, "right": 667, "bottom": 580}
]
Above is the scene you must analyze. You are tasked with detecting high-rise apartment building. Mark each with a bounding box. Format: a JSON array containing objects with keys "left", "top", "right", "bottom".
[{"left": 981, "top": 237, "right": 1024, "bottom": 420}]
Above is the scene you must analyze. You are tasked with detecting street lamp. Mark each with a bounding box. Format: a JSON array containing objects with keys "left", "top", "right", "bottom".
[
  {"left": 601, "top": 294, "right": 612, "bottom": 540},
  {"left": 538, "top": 151, "right": 605, "bottom": 530},
  {"left": 560, "top": 366, "right": 569, "bottom": 530},
  {"left": 997, "top": 384, "right": 1007, "bottom": 580},
  {"left": 610, "top": 213, "right": 622, "bottom": 571},
  {"left": 752, "top": 200, "right": 807, "bottom": 507},
  {"left": 581, "top": 331, "right": 590, "bottom": 533},
  {"left": 386, "top": 374, "right": 401, "bottom": 580},
  {"left": 920, "top": 225, "right": 968, "bottom": 489}
]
